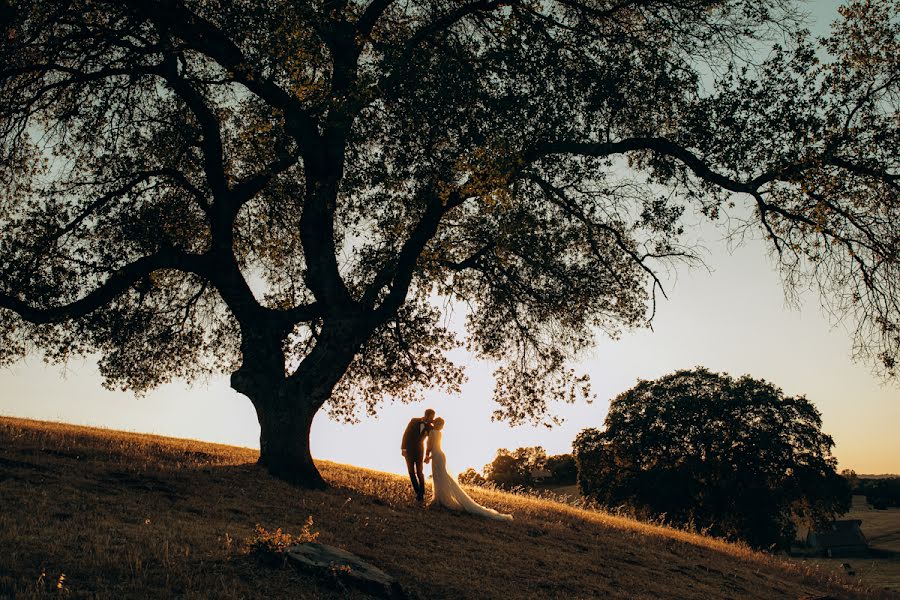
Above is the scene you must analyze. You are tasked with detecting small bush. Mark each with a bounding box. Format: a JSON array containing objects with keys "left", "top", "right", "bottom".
[{"left": 246, "top": 517, "right": 318, "bottom": 565}]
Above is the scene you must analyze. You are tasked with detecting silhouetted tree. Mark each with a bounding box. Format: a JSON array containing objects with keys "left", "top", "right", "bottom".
[
  {"left": 483, "top": 447, "right": 548, "bottom": 488},
  {"left": 840, "top": 469, "right": 860, "bottom": 492},
  {"left": 1, "top": 0, "right": 897, "bottom": 487},
  {"left": 457, "top": 468, "right": 487, "bottom": 487},
  {"left": 461, "top": 449, "right": 576, "bottom": 487},
  {"left": 546, "top": 453, "right": 578, "bottom": 486},
  {"left": 574, "top": 368, "right": 851, "bottom": 549},
  {"left": 857, "top": 477, "right": 900, "bottom": 508}
]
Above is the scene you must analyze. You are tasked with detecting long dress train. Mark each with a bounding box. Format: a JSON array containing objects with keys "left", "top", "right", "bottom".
[{"left": 428, "top": 430, "right": 513, "bottom": 521}]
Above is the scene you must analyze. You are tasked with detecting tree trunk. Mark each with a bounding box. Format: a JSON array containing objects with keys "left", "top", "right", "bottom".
[
  {"left": 230, "top": 354, "right": 330, "bottom": 489},
  {"left": 255, "top": 400, "right": 325, "bottom": 489},
  {"left": 231, "top": 320, "right": 366, "bottom": 489}
]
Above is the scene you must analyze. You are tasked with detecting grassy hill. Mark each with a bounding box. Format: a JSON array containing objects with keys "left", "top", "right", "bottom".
[{"left": 0, "top": 416, "right": 890, "bottom": 600}]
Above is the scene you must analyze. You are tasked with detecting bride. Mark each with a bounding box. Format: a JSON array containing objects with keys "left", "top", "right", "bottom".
[{"left": 425, "top": 418, "right": 513, "bottom": 521}]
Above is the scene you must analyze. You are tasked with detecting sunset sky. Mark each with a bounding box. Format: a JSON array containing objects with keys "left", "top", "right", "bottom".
[{"left": 1, "top": 0, "right": 897, "bottom": 477}]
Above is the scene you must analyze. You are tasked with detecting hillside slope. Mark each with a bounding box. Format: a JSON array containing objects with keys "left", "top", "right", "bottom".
[{"left": 0, "top": 416, "right": 885, "bottom": 599}]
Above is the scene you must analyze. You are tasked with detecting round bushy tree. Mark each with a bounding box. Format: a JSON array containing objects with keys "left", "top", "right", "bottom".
[
  {"left": 483, "top": 446, "right": 548, "bottom": 488},
  {"left": 546, "top": 453, "right": 578, "bottom": 486},
  {"left": 574, "top": 368, "right": 851, "bottom": 549},
  {"left": 457, "top": 468, "right": 487, "bottom": 487}
]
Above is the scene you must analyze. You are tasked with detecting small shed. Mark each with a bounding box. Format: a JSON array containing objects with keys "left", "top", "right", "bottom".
[{"left": 806, "top": 520, "right": 869, "bottom": 557}]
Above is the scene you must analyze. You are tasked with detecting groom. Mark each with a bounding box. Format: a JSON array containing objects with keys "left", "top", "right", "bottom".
[{"left": 400, "top": 409, "right": 435, "bottom": 502}]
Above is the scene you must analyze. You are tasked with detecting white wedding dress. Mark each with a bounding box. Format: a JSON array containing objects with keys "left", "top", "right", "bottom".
[{"left": 428, "top": 430, "right": 513, "bottom": 521}]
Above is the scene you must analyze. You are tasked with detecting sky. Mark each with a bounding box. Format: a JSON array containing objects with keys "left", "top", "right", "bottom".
[
  {"left": 2, "top": 224, "right": 897, "bottom": 475},
  {"left": 1, "top": 0, "right": 897, "bottom": 476}
]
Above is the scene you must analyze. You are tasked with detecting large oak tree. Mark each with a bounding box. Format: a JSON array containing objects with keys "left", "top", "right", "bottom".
[
  {"left": 1, "top": 0, "right": 897, "bottom": 487},
  {"left": 573, "top": 368, "right": 851, "bottom": 549}
]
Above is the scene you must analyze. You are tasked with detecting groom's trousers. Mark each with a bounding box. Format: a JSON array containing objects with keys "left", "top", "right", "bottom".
[{"left": 405, "top": 453, "right": 426, "bottom": 499}]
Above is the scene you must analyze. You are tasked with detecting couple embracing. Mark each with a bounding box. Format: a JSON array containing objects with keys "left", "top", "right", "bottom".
[{"left": 401, "top": 409, "right": 513, "bottom": 521}]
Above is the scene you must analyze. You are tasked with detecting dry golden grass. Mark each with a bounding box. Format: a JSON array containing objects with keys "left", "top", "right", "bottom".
[
  {"left": 0, "top": 416, "right": 892, "bottom": 599},
  {"left": 850, "top": 501, "right": 900, "bottom": 554}
]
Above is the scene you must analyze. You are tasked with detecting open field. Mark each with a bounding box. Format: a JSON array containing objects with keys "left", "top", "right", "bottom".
[
  {"left": 0, "top": 416, "right": 892, "bottom": 599},
  {"left": 795, "top": 496, "right": 900, "bottom": 595}
]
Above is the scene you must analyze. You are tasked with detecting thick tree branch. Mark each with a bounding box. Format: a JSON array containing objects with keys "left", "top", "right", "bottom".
[
  {"left": 830, "top": 156, "right": 898, "bottom": 191},
  {"left": 526, "top": 137, "right": 762, "bottom": 193},
  {"left": 275, "top": 302, "right": 321, "bottom": 326},
  {"left": 357, "top": 0, "right": 394, "bottom": 37},
  {"left": 119, "top": 1, "right": 343, "bottom": 315},
  {"left": 368, "top": 191, "right": 468, "bottom": 321},
  {"left": 525, "top": 135, "right": 899, "bottom": 319},
  {"left": 230, "top": 148, "right": 302, "bottom": 205},
  {"left": 157, "top": 53, "right": 228, "bottom": 200},
  {"left": 122, "top": 0, "right": 322, "bottom": 154},
  {"left": 0, "top": 249, "right": 210, "bottom": 324},
  {"left": 299, "top": 176, "right": 356, "bottom": 311},
  {"left": 527, "top": 136, "right": 897, "bottom": 196}
]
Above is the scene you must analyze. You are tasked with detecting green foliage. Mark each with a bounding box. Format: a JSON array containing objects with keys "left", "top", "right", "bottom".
[
  {"left": 841, "top": 469, "right": 861, "bottom": 492},
  {"left": 842, "top": 467, "right": 900, "bottom": 508},
  {"left": 546, "top": 453, "right": 578, "bottom": 486},
  {"left": 574, "top": 368, "right": 851, "bottom": 550}
]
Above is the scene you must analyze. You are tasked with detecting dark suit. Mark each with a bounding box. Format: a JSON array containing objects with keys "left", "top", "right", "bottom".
[{"left": 401, "top": 417, "right": 431, "bottom": 500}]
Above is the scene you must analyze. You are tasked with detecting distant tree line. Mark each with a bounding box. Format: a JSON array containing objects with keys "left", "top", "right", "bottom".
[
  {"left": 458, "top": 447, "right": 577, "bottom": 489},
  {"left": 842, "top": 470, "right": 900, "bottom": 509}
]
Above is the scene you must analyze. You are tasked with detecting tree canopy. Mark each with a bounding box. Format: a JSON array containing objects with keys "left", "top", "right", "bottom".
[
  {"left": 460, "top": 447, "right": 576, "bottom": 488},
  {"left": 847, "top": 474, "right": 900, "bottom": 509},
  {"left": 483, "top": 446, "right": 546, "bottom": 488},
  {"left": 573, "top": 368, "right": 851, "bottom": 549},
  {"left": 0, "top": 0, "right": 897, "bottom": 486}
]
